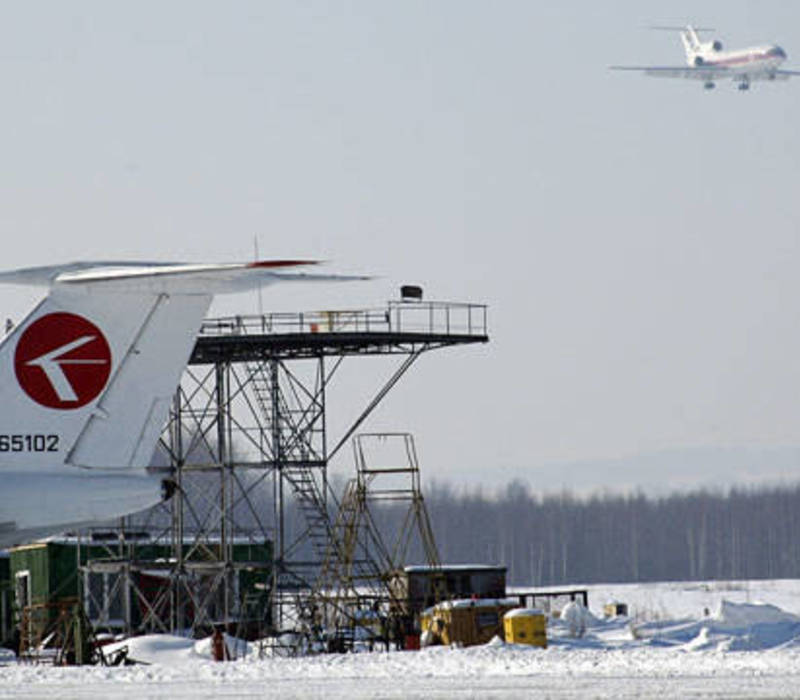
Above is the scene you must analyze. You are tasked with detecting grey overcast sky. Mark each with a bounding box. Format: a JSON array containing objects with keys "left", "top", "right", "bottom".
[{"left": 3, "top": 1, "right": 800, "bottom": 494}]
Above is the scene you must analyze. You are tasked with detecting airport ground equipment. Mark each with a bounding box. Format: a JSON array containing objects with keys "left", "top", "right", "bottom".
[
  {"left": 421, "top": 597, "right": 518, "bottom": 647},
  {"left": 503, "top": 608, "right": 547, "bottom": 647}
]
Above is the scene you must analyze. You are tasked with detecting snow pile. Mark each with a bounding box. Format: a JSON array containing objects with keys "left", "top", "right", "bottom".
[
  {"left": 426, "top": 597, "right": 518, "bottom": 611},
  {"left": 102, "top": 634, "right": 196, "bottom": 665},
  {"left": 560, "top": 600, "right": 587, "bottom": 637},
  {"left": 703, "top": 600, "right": 800, "bottom": 651},
  {"left": 548, "top": 600, "right": 602, "bottom": 641},
  {"left": 503, "top": 608, "right": 544, "bottom": 619},
  {"left": 712, "top": 599, "right": 799, "bottom": 628},
  {"left": 102, "top": 632, "right": 254, "bottom": 665},
  {"left": 629, "top": 600, "right": 800, "bottom": 652}
]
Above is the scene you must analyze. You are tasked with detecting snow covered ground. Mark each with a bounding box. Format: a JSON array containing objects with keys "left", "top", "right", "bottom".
[{"left": 4, "top": 579, "right": 800, "bottom": 698}]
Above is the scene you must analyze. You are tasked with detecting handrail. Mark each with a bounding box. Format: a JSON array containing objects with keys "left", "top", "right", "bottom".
[{"left": 199, "top": 301, "right": 488, "bottom": 338}]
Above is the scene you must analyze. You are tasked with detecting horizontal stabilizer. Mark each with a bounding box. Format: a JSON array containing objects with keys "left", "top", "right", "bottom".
[{"left": 0, "top": 260, "right": 368, "bottom": 294}]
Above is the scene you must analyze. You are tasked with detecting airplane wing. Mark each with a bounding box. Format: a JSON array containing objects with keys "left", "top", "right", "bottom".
[
  {"left": 611, "top": 66, "right": 800, "bottom": 82},
  {"left": 610, "top": 65, "right": 730, "bottom": 80},
  {"left": 771, "top": 69, "right": 800, "bottom": 78}
]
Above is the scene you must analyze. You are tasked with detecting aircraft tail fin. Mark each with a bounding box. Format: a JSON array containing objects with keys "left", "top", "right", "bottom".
[
  {"left": 650, "top": 25, "right": 714, "bottom": 62},
  {"left": 0, "top": 260, "right": 363, "bottom": 472},
  {"left": 682, "top": 26, "right": 703, "bottom": 54}
]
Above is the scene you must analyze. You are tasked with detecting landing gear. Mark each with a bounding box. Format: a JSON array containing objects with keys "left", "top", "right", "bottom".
[
  {"left": 738, "top": 78, "right": 750, "bottom": 91},
  {"left": 704, "top": 81, "right": 716, "bottom": 91}
]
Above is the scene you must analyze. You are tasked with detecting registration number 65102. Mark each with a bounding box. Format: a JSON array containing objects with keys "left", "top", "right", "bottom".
[{"left": 0, "top": 434, "right": 59, "bottom": 452}]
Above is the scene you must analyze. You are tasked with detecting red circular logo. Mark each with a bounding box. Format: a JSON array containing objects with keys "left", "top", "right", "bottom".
[{"left": 14, "top": 312, "right": 112, "bottom": 410}]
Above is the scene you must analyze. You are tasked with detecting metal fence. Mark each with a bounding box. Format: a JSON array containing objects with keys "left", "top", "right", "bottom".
[{"left": 199, "top": 301, "right": 488, "bottom": 338}]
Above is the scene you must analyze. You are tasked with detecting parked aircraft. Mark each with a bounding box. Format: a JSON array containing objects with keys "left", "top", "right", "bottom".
[
  {"left": 0, "top": 260, "right": 361, "bottom": 548},
  {"left": 611, "top": 25, "right": 800, "bottom": 90}
]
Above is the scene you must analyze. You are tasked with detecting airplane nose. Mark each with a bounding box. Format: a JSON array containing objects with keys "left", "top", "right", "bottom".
[{"left": 773, "top": 46, "right": 787, "bottom": 59}]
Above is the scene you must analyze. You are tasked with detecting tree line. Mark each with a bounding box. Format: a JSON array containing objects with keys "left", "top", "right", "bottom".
[
  {"left": 143, "top": 443, "right": 800, "bottom": 587},
  {"left": 415, "top": 481, "right": 800, "bottom": 586}
]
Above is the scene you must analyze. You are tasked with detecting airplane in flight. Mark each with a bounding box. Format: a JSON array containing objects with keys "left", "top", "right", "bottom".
[
  {"left": 0, "top": 260, "right": 362, "bottom": 549},
  {"left": 611, "top": 25, "right": 800, "bottom": 90}
]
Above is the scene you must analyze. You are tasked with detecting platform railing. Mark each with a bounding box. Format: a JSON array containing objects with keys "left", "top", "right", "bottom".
[{"left": 199, "top": 301, "right": 487, "bottom": 338}]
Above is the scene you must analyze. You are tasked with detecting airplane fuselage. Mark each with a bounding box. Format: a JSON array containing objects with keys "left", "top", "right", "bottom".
[
  {"left": 0, "top": 468, "right": 166, "bottom": 549},
  {"left": 691, "top": 44, "right": 787, "bottom": 76}
]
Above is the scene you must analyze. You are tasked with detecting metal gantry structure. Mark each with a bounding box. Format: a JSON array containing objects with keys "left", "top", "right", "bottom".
[{"left": 80, "top": 299, "right": 488, "bottom": 639}]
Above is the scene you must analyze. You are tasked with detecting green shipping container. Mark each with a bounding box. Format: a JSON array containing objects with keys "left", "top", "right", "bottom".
[
  {"left": 9, "top": 539, "right": 272, "bottom": 643},
  {"left": 0, "top": 555, "right": 11, "bottom": 646}
]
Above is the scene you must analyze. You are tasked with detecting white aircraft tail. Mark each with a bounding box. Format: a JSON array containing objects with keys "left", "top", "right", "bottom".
[
  {"left": 681, "top": 26, "right": 702, "bottom": 57},
  {"left": 650, "top": 25, "right": 715, "bottom": 63},
  {"left": 0, "top": 259, "right": 367, "bottom": 546},
  {"left": 0, "top": 260, "right": 361, "bottom": 472}
]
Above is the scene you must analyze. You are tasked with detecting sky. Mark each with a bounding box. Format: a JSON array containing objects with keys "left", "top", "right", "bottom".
[{"left": 2, "top": 1, "right": 800, "bottom": 494}]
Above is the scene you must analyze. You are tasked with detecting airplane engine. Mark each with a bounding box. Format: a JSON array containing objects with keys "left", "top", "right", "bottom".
[
  {"left": 709, "top": 40, "right": 723, "bottom": 51},
  {"left": 694, "top": 56, "right": 705, "bottom": 66}
]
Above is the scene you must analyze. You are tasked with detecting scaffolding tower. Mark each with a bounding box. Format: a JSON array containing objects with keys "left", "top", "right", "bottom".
[
  {"left": 307, "top": 432, "right": 442, "bottom": 647},
  {"left": 80, "top": 299, "right": 487, "bottom": 637}
]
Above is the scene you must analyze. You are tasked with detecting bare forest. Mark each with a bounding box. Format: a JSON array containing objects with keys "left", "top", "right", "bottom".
[{"left": 419, "top": 482, "right": 800, "bottom": 586}]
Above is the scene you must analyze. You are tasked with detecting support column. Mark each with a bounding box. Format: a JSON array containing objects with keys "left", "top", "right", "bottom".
[
  {"left": 270, "top": 358, "right": 284, "bottom": 627},
  {"left": 171, "top": 387, "right": 185, "bottom": 634},
  {"left": 216, "top": 361, "right": 232, "bottom": 625}
]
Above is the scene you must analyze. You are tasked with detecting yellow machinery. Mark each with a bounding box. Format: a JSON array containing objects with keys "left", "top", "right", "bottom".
[
  {"left": 421, "top": 598, "right": 518, "bottom": 647},
  {"left": 503, "top": 608, "right": 547, "bottom": 648}
]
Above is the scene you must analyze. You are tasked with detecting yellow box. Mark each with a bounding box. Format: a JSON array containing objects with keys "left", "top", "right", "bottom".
[
  {"left": 503, "top": 609, "right": 547, "bottom": 647},
  {"left": 603, "top": 602, "right": 628, "bottom": 618}
]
